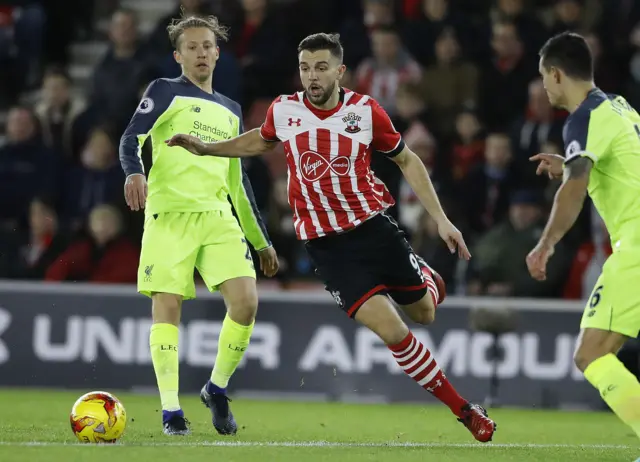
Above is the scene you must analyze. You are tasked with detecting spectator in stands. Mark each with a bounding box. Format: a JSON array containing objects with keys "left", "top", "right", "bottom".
[
  {"left": 564, "top": 214, "right": 611, "bottom": 300},
  {"left": 0, "top": 106, "right": 59, "bottom": 228},
  {"left": 336, "top": 0, "right": 392, "bottom": 68},
  {"left": 510, "top": 78, "right": 565, "bottom": 187},
  {"left": 548, "top": 0, "right": 588, "bottom": 37},
  {"left": 627, "top": 23, "right": 640, "bottom": 109},
  {"left": 45, "top": 204, "right": 138, "bottom": 283},
  {"left": 402, "top": 0, "right": 472, "bottom": 66},
  {"left": 267, "top": 176, "right": 306, "bottom": 287},
  {"left": 477, "top": 20, "right": 537, "bottom": 132},
  {"left": 227, "top": 0, "right": 291, "bottom": 107},
  {"left": 584, "top": 30, "right": 622, "bottom": 93},
  {"left": 598, "top": 0, "right": 640, "bottom": 54},
  {"left": 34, "top": 66, "right": 90, "bottom": 161},
  {"left": 467, "top": 189, "right": 571, "bottom": 297},
  {"left": 419, "top": 27, "right": 478, "bottom": 138},
  {"left": 461, "top": 132, "right": 517, "bottom": 240},
  {"left": 393, "top": 81, "right": 430, "bottom": 135},
  {"left": 450, "top": 109, "right": 485, "bottom": 183},
  {"left": 356, "top": 26, "right": 422, "bottom": 117},
  {"left": 491, "top": 0, "right": 546, "bottom": 56},
  {"left": 8, "top": 196, "right": 68, "bottom": 280},
  {"left": 398, "top": 123, "right": 440, "bottom": 234},
  {"left": 412, "top": 203, "right": 460, "bottom": 287},
  {"left": 61, "top": 126, "right": 124, "bottom": 231},
  {"left": 91, "top": 9, "right": 149, "bottom": 133}
]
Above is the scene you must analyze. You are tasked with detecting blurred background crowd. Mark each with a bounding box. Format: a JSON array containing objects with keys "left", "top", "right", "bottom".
[{"left": 0, "top": 0, "right": 637, "bottom": 298}]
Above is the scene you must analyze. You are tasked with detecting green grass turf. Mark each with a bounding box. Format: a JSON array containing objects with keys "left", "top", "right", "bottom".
[{"left": 0, "top": 389, "right": 637, "bottom": 462}]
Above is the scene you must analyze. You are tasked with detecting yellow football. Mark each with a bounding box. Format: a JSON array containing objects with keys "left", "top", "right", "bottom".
[{"left": 69, "top": 391, "right": 127, "bottom": 443}]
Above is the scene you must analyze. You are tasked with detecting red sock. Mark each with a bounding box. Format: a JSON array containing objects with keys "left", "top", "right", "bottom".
[
  {"left": 421, "top": 267, "right": 438, "bottom": 306},
  {"left": 389, "top": 331, "right": 467, "bottom": 417}
]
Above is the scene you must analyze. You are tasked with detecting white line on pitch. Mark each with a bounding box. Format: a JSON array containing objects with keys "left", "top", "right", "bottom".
[{"left": 0, "top": 441, "right": 634, "bottom": 449}]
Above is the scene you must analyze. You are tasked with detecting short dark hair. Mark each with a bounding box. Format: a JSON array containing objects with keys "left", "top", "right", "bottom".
[
  {"left": 539, "top": 31, "right": 593, "bottom": 81},
  {"left": 167, "top": 12, "right": 229, "bottom": 50},
  {"left": 297, "top": 33, "right": 343, "bottom": 62}
]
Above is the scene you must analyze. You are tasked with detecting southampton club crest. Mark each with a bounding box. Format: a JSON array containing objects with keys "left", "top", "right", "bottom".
[{"left": 342, "top": 112, "right": 362, "bottom": 134}]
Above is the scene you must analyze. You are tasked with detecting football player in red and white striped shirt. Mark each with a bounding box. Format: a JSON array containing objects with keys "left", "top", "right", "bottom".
[{"left": 167, "top": 32, "right": 496, "bottom": 442}]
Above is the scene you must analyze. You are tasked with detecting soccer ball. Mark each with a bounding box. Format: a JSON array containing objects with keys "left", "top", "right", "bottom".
[{"left": 69, "top": 391, "right": 127, "bottom": 443}]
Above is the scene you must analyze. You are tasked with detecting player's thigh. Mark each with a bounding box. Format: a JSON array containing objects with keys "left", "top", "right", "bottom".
[
  {"left": 354, "top": 294, "right": 410, "bottom": 345},
  {"left": 305, "top": 240, "right": 384, "bottom": 319},
  {"left": 138, "top": 213, "right": 200, "bottom": 299},
  {"left": 581, "top": 254, "right": 640, "bottom": 339},
  {"left": 196, "top": 211, "right": 256, "bottom": 292},
  {"left": 379, "top": 221, "right": 430, "bottom": 308}
]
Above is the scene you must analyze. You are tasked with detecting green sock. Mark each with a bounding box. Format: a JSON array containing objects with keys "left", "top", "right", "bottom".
[
  {"left": 150, "top": 323, "right": 180, "bottom": 411},
  {"left": 584, "top": 353, "right": 640, "bottom": 439},
  {"left": 211, "top": 314, "right": 254, "bottom": 389}
]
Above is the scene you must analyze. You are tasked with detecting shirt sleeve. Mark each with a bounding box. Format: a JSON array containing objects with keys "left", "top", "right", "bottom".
[
  {"left": 119, "top": 79, "right": 173, "bottom": 176},
  {"left": 563, "top": 108, "right": 613, "bottom": 165},
  {"left": 370, "top": 99, "right": 405, "bottom": 157},
  {"left": 259, "top": 98, "right": 280, "bottom": 142},
  {"left": 228, "top": 118, "right": 272, "bottom": 251}
]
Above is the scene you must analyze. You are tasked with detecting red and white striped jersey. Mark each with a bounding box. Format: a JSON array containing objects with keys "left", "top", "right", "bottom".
[{"left": 260, "top": 88, "right": 406, "bottom": 240}]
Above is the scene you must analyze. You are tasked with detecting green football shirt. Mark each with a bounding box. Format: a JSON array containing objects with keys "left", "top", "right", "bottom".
[
  {"left": 119, "top": 76, "right": 270, "bottom": 250},
  {"left": 563, "top": 88, "right": 640, "bottom": 248}
]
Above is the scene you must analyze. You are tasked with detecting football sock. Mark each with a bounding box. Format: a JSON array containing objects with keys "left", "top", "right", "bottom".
[
  {"left": 150, "top": 323, "right": 180, "bottom": 412},
  {"left": 584, "top": 353, "right": 640, "bottom": 438},
  {"left": 421, "top": 267, "right": 439, "bottom": 307},
  {"left": 210, "top": 314, "right": 254, "bottom": 389},
  {"left": 389, "top": 331, "right": 467, "bottom": 417}
]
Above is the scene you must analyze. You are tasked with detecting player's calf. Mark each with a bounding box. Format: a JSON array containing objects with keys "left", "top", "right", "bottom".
[
  {"left": 200, "top": 277, "right": 258, "bottom": 435},
  {"left": 150, "top": 293, "right": 186, "bottom": 433},
  {"left": 354, "top": 295, "right": 496, "bottom": 442}
]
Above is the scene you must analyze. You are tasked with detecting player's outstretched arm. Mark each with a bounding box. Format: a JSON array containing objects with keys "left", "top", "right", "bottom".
[
  {"left": 526, "top": 156, "right": 592, "bottom": 281},
  {"left": 391, "top": 147, "right": 471, "bottom": 260},
  {"left": 165, "top": 128, "right": 276, "bottom": 158},
  {"left": 542, "top": 156, "right": 592, "bottom": 247}
]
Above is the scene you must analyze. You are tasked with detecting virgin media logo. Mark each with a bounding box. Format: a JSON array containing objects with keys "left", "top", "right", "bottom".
[{"left": 300, "top": 151, "right": 351, "bottom": 182}]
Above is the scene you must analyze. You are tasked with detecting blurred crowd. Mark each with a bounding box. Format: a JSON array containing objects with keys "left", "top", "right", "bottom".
[{"left": 0, "top": 0, "right": 637, "bottom": 298}]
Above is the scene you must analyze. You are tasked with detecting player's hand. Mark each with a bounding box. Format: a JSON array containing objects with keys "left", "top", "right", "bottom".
[
  {"left": 437, "top": 218, "right": 471, "bottom": 260},
  {"left": 258, "top": 246, "right": 279, "bottom": 277},
  {"left": 124, "top": 174, "right": 147, "bottom": 211},
  {"left": 526, "top": 241, "right": 555, "bottom": 281},
  {"left": 165, "top": 134, "right": 208, "bottom": 155},
  {"left": 530, "top": 153, "right": 564, "bottom": 180}
]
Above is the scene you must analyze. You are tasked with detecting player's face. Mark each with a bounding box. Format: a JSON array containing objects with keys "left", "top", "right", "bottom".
[
  {"left": 175, "top": 27, "right": 219, "bottom": 83},
  {"left": 539, "top": 57, "right": 565, "bottom": 108},
  {"left": 299, "top": 49, "right": 345, "bottom": 106}
]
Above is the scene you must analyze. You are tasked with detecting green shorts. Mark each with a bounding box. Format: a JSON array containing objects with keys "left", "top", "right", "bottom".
[
  {"left": 137, "top": 210, "right": 255, "bottom": 300},
  {"left": 581, "top": 250, "right": 640, "bottom": 338}
]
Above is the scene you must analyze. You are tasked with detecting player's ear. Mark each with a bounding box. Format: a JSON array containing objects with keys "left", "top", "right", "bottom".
[
  {"left": 173, "top": 49, "right": 182, "bottom": 65},
  {"left": 337, "top": 64, "right": 347, "bottom": 80},
  {"left": 552, "top": 67, "right": 561, "bottom": 85},
  {"left": 215, "top": 46, "right": 220, "bottom": 62}
]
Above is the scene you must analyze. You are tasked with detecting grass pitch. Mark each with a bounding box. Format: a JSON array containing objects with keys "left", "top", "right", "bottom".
[{"left": 0, "top": 389, "right": 637, "bottom": 461}]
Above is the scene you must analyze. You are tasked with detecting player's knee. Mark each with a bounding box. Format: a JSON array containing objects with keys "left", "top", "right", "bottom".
[
  {"left": 151, "top": 292, "right": 183, "bottom": 325},
  {"left": 402, "top": 297, "right": 435, "bottom": 325},
  {"left": 416, "top": 306, "right": 435, "bottom": 325},
  {"left": 573, "top": 347, "right": 592, "bottom": 372},
  {"left": 226, "top": 292, "right": 259, "bottom": 325}
]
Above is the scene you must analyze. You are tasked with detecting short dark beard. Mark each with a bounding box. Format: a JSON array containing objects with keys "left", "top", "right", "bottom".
[{"left": 306, "top": 80, "right": 336, "bottom": 106}]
